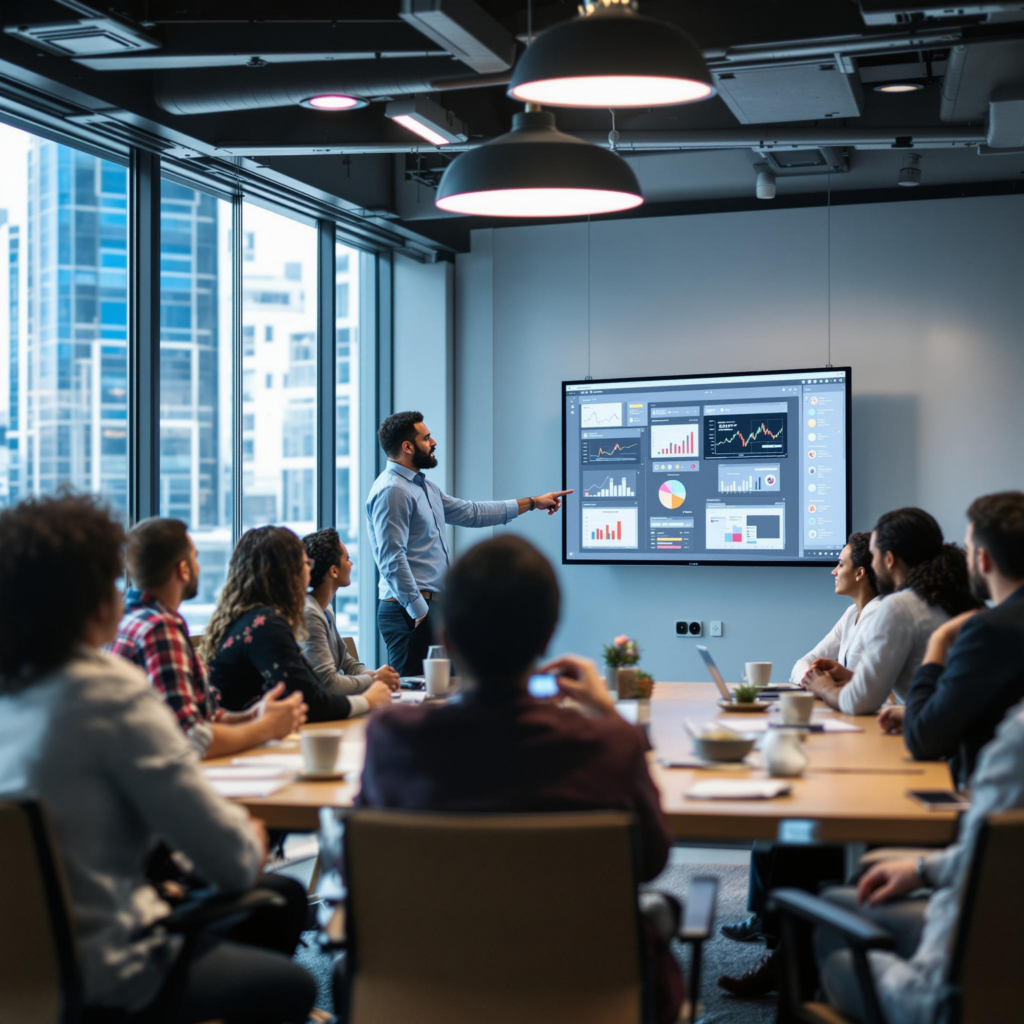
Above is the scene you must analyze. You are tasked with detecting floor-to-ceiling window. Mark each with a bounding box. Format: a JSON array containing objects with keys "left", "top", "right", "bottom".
[
  {"left": 240, "top": 203, "right": 318, "bottom": 537},
  {"left": 158, "top": 182, "right": 233, "bottom": 631},
  {"left": 0, "top": 122, "right": 129, "bottom": 518}
]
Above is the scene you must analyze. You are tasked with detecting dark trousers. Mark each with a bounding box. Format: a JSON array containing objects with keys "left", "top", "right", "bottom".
[
  {"left": 748, "top": 840, "right": 846, "bottom": 939},
  {"left": 105, "top": 874, "right": 316, "bottom": 1024},
  {"left": 377, "top": 599, "right": 437, "bottom": 676}
]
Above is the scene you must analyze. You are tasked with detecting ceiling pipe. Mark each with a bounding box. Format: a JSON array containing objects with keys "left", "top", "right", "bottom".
[
  {"left": 221, "top": 126, "right": 987, "bottom": 157},
  {"left": 154, "top": 58, "right": 494, "bottom": 115}
]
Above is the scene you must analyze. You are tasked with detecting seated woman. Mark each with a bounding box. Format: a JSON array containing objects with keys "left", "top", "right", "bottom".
[
  {"left": 301, "top": 527, "right": 400, "bottom": 696},
  {"left": 0, "top": 494, "right": 315, "bottom": 1024},
  {"left": 790, "top": 531, "right": 880, "bottom": 684},
  {"left": 202, "top": 525, "right": 391, "bottom": 722}
]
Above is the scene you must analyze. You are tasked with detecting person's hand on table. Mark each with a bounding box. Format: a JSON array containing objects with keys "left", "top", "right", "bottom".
[
  {"left": 858, "top": 858, "right": 923, "bottom": 907},
  {"left": 539, "top": 654, "right": 617, "bottom": 717},
  {"left": 373, "top": 665, "right": 400, "bottom": 691},
  {"left": 363, "top": 680, "right": 393, "bottom": 711},
  {"left": 809, "top": 658, "right": 852, "bottom": 684},
  {"left": 878, "top": 704, "right": 906, "bottom": 734},
  {"left": 534, "top": 489, "right": 574, "bottom": 515},
  {"left": 255, "top": 682, "right": 308, "bottom": 738},
  {"left": 803, "top": 668, "right": 833, "bottom": 699},
  {"left": 924, "top": 609, "right": 981, "bottom": 666}
]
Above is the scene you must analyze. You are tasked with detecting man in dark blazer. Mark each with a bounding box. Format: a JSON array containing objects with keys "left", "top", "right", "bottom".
[
  {"left": 879, "top": 491, "right": 1024, "bottom": 786},
  {"left": 355, "top": 535, "right": 683, "bottom": 1024}
]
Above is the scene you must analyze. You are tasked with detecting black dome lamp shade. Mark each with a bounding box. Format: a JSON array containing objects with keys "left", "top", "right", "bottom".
[
  {"left": 508, "top": 0, "right": 715, "bottom": 109},
  {"left": 434, "top": 106, "right": 643, "bottom": 218}
]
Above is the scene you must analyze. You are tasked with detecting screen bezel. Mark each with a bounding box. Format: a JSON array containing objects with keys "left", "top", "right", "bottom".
[{"left": 561, "top": 365, "right": 853, "bottom": 568}]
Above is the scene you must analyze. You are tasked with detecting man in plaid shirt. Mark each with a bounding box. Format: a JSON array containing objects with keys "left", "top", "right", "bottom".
[{"left": 109, "top": 518, "right": 306, "bottom": 758}]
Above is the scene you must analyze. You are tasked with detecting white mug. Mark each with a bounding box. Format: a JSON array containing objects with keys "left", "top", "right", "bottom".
[
  {"left": 424, "top": 658, "right": 451, "bottom": 697},
  {"left": 300, "top": 729, "right": 343, "bottom": 774},
  {"left": 781, "top": 691, "right": 815, "bottom": 726},
  {"left": 743, "top": 662, "right": 772, "bottom": 688}
]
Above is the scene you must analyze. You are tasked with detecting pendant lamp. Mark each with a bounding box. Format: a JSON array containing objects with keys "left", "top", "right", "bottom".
[
  {"left": 508, "top": 1, "right": 715, "bottom": 109},
  {"left": 434, "top": 106, "right": 642, "bottom": 218}
]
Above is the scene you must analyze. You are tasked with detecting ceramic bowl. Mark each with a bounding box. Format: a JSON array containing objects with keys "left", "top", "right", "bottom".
[{"left": 691, "top": 734, "right": 757, "bottom": 763}]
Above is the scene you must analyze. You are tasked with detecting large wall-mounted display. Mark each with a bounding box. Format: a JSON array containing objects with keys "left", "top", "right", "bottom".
[{"left": 563, "top": 367, "right": 851, "bottom": 566}]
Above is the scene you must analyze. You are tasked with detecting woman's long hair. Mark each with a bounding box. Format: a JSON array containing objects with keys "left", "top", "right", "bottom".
[
  {"left": 200, "top": 526, "right": 308, "bottom": 661},
  {"left": 847, "top": 531, "right": 878, "bottom": 595}
]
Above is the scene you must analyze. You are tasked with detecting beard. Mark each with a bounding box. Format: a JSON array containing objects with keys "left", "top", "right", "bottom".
[
  {"left": 412, "top": 446, "right": 438, "bottom": 470},
  {"left": 875, "top": 565, "right": 896, "bottom": 596},
  {"left": 182, "top": 567, "right": 200, "bottom": 601},
  {"left": 969, "top": 551, "right": 991, "bottom": 603}
]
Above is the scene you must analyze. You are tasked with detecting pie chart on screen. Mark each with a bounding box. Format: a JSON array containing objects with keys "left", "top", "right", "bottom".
[{"left": 658, "top": 479, "right": 686, "bottom": 510}]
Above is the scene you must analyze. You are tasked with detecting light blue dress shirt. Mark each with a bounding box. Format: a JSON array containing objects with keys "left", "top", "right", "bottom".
[{"left": 366, "top": 461, "right": 519, "bottom": 620}]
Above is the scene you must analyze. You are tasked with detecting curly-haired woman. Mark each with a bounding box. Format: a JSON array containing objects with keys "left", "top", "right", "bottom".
[{"left": 201, "top": 526, "right": 392, "bottom": 721}]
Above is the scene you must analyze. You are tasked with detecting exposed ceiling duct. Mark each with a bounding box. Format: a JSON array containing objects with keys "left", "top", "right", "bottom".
[
  {"left": 154, "top": 58, "right": 483, "bottom": 115},
  {"left": 940, "top": 40, "right": 1024, "bottom": 122}
]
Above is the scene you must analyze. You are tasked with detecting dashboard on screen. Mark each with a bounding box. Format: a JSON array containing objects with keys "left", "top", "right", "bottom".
[{"left": 562, "top": 367, "right": 851, "bottom": 566}]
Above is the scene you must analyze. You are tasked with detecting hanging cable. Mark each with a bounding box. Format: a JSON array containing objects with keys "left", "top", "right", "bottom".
[
  {"left": 826, "top": 168, "right": 832, "bottom": 368},
  {"left": 527, "top": 0, "right": 534, "bottom": 46},
  {"left": 586, "top": 215, "right": 593, "bottom": 379}
]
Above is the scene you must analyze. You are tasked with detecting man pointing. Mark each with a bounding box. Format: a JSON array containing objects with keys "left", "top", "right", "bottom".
[{"left": 367, "top": 411, "right": 571, "bottom": 677}]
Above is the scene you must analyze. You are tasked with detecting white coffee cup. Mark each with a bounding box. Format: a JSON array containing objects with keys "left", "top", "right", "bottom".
[
  {"left": 781, "top": 691, "right": 815, "bottom": 726},
  {"left": 300, "top": 729, "right": 343, "bottom": 774},
  {"left": 743, "top": 662, "right": 772, "bottom": 688},
  {"left": 424, "top": 658, "right": 451, "bottom": 697}
]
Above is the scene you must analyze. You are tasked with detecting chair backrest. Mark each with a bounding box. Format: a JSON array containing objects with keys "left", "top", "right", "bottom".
[
  {"left": 342, "top": 636, "right": 358, "bottom": 661},
  {"left": 0, "top": 800, "right": 81, "bottom": 1024},
  {"left": 948, "top": 809, "right": 1024, "bottom": 1022},
  {"left": 343, "top": 810, "right": 646, "bottom": 1024}
]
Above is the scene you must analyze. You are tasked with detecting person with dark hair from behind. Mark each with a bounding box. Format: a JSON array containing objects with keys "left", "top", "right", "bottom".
[
  {"left": 878, "top": 492, "right": 1024, "bottom": 788},
  {"left": 804, "top": 507, "right": 979, "bottom": 714},
  {"left": 0, "top": 494, "right": 316, "bottom": 1024},
  {"left": 202, "top": 525, "right": 392, "bottom": 721},
  {"left": 110, "top": 517, "right": 308, "bottom": 759},
  {"left": 367, "top": 410, "right": 572, "bottom": 677},
  {"left": 717, "top": 534, "right": 882, "bottom": 965},
  {"left": 354, "top": 536, "right": 684, "bottom": 1024},
  {"left": 301, "top": 527, "right": 400, "bottom": 696},
  {"left": 790, "top": 531, "right": 881, "bottom": 684}
]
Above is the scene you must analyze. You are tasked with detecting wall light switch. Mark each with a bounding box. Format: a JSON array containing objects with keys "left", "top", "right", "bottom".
[{"left": 710, "top": 620, "right": 723, "bottom": 637}]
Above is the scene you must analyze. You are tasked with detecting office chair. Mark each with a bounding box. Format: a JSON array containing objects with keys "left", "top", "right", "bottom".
[{"left": 770, "top": 809, "right": 1024, "bottom": 1024}]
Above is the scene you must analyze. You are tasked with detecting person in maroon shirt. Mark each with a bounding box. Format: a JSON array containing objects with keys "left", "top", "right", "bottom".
[{"left": 355, "top": 535, "right": 683, "bottom": 1023}]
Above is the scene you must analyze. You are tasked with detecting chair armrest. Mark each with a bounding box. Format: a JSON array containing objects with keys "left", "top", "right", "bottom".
[
  {"left": 678, "top": 876, "right": 718, "bottom": 943},
  {"left": 769, "top": 889, "right": 897, "bottom": 951},
  {"left": 146, "top": 889, "right": 286, "bottom": 937}
]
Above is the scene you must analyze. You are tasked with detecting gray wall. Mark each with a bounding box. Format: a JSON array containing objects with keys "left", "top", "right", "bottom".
[{"left": 453, "top": 194, "right": 1024, "bottom": 684}]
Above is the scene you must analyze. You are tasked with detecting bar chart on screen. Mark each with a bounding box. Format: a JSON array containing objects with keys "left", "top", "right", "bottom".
[
  {"left": 583, "top": 470, "right": 638, "bottom": 498},
  {"left": 582, "top": 506, "right": 639, "bottom": 549},
  {"left": 717, "top": 463, "right": 781, "bottom": 494},
  {"left": 650, "top": 423, "right": 699, "bottom": 459},
  {"left": 706, "top": 505, "right": 785, "bottom": 551}
]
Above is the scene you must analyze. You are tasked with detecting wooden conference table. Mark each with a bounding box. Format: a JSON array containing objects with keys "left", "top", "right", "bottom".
[{"left": 211, "top": 681, "right": 960, "bottom": 846}]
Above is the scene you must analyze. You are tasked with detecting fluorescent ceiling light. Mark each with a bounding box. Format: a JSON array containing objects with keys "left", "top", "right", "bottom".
[
  {"left": 386, "top": 96, "right": 467, "bottom": 146},
  {"left": 508, "top": 5, "right": 714, "bottom": 109},
  {"left": 302, "top": 94, "right": 366, "bottom": 110},
  {"left": 435, "top": 108, "right": 642, "bottom": 218}
]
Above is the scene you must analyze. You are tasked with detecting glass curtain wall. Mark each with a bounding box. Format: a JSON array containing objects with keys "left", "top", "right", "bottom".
[
  {"left": 0, "top": 122, "right": 129, "bottom": 517},
  {"left": 158, "top": 182, "right": 233, "bottom": 631}
]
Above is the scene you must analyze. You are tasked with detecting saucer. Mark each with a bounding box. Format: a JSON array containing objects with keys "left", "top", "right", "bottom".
[
  {"left": 718, "top": 699, "right": 770, "bottom": 713},
  {"left": 298, "top": 768, "right": 349, "bottom": 781}
]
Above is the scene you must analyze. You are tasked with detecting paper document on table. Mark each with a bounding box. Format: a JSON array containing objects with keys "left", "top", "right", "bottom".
[
  {"left": 205, "top": 776, "right": 293, "bottom": 799},
  {"left": 717, "top": 718, "right": 863, "bottom": 733},
  {"left": 231, "top": 751, "right": 366, "bottom": 773},
  {"left": 686, "top": 780, "right": 791, "bottom": 800},
  {"left": 205, "top": 765, "right": 293, "bottom": 780}
]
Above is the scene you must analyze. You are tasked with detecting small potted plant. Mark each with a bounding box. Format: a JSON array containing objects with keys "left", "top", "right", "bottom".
[
  {"left": 603, "top": 635, "right": 640, "bottom": 697},
  {"left": 633, "top": 669, "right": 654, "bottom": 700}
]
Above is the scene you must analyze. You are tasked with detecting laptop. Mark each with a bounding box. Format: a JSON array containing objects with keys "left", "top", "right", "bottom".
[{"left": 696, "top": 645, "right": 801, "bottom": 700}]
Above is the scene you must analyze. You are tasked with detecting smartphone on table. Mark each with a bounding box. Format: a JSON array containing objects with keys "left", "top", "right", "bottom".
[{"left": 907, "top": 790, "right": 970, "bottom": 812}]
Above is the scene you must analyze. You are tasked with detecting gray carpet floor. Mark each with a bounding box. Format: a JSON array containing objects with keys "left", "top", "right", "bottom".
[{"left": 293, "top": 859, "right": 777, "bottom": 1023}]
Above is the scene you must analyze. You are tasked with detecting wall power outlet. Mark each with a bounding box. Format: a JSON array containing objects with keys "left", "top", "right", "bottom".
[{"left": 675, "top": 620, "right": 703, "bottom": 637}]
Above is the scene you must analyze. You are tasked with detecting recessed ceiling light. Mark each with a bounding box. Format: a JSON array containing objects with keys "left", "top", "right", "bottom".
[
  {"left": 508, "top": 3, "right": 714, "bottom": 109},
  {"left": 874, "top": 82, "right": 924, "bottom": 94},
  {"left": 302, "top": 94, "right": 367, "bottom": 111},
  {"left": 435, "top": 108, "right": 642, "bottom": 218}
]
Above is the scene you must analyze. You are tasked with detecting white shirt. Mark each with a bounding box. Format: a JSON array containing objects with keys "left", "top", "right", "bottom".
[
  {"left": 836, "top": 590, "right": 950, "bottom": 716},
  {"left": 0, "top": 648, "right": 262, "bottom": 1011},
  {"left": 790, "top": 597, "right": 882, "bottom": 683}
]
